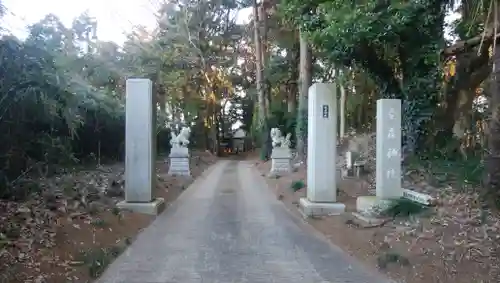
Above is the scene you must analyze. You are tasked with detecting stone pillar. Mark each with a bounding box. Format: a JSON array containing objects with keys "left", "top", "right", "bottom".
[
  {"left": 375, "top": 99, "right": 402, "bottom": 198},
  {"left": 299, "top": 83, "right": 345, "bottom": 217},
  {"left": 355, "top": 99, "right": 402, "bottom": 220},
  {"left": 168, "top": 147, "right": 191, "bottom": 176},
  {"left": 269, "top": 147, "right": 292, "bottom": 176},
  {"left": 117, "top": 79, "right": 165, "bottom": 215}
]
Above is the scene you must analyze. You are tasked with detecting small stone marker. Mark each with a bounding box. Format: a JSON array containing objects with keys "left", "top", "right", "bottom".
[
  {"left": 403, "top": 189, "right": 434, "bottom": 206},
  {"left": 299, "top": 83, "right": 345, "bottom": 217},
  {"left": 346, "top": 151, "right": 353, "bottom": 169},
  {"left": 342, "top": 151, "right": 353, "bottom": 178},
  {"left": 376, "top": 99, "right": 403, "bottom": 199},
  {"left": 353, "top": 160, "right": 366, "bottom": 177},
  {"left": 343, "top": 151, "right": 366, "bottom": 178},
  {"left": 117, "top": 79, "right": 165, "bottom": 215}
]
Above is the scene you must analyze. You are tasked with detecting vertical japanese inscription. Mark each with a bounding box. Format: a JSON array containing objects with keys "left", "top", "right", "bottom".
[
  {"left": 322, "top": 105, "right": 329, "bottom": 118},
  {"left": 385, "top": 107, "right": 398, "bottom": 180},
  {"left": 376, "top": 99, "right": 402, "bottom": 198}
]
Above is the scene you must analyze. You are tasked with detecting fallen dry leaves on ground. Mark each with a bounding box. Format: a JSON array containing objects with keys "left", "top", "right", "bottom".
[
  {"left": 256, "top": 136, "right": 500, "bottom": 283},
  {"left": 0, "top": 151, "right": 217, "bottom": 283}
]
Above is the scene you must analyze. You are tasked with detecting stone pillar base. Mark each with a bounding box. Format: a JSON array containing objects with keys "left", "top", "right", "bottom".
[
  {"left": 117, "top": 198, "right": 165, "bottom": 215},
  {"left": 356, "top": 196, "right": 392, "bottom": 215},
  {"left": 352, "top": 196, "right": 393, "bottom": 224},
  {"left": 299, "top": 198, "right": 345, "bottom": 218}
]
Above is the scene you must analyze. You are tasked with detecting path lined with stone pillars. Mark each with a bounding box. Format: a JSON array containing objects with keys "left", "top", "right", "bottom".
[{"left": 97, "top": 160, "right": 393, "bottom": 283}]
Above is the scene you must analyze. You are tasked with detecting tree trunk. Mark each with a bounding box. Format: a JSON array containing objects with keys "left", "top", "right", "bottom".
[
  {"left": 296, "top": 29, "right": 312, "bottom": 162},
  {"left": 486, "top": 38, "right": 500, "bottom": 207},
  {"left": 259, "top": 2, "right": 271, "bottom": 117},
  {"left": 215, "top": 112, "right": 221, "bottom": 157},
  {"left": 484, "top": 1, "right": 500, "bottom": 208},
  {"left": 288, "top": 84, "right": 298, "bottom": 113},
  {"left": 287, "top": 37, "right": 300, "bottom": 114},
  {"left": 339, "top": 83, "right": 346, "bottom": 139},
  {"left": 253, "top": 0, "right": 265, "bottom": 123},
  {"left": 253, "top": 0, "right": 271, "bottom": 159},
  {"left": 253, "top": 0, "right": 265, "bottom": 125},
  {"left": 438, "top": 49, "right": 491, "bottom": 147}
]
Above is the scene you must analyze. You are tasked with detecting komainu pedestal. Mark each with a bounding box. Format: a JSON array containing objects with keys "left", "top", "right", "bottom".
[
  {"left": 270, "top": 147, "right": 292, "bottom": 175},
  {"left": 168, "top": 149, "right": 190, "bottom": 176}
]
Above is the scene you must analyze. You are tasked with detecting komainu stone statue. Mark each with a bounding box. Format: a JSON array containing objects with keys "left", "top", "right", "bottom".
[
  {"left": 168, "top": 126, "right": 191, "bottom": 176},
  {"left": 269, "top": 128, "right": 292, "bottom": 176},
  {"left": 170, "top": 127, "right": 191, "bottom": 149},
  {"left": 270, "top": 128, "right": 292, "bottom": 149}
]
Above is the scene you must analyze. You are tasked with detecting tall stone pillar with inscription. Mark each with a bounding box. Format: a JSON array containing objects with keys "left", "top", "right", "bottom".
[
  {"left": 355, "top": 99, "right": 402, "bottom": 220},
  {"left": 117, "top": 79, "right": 165, "bottom": 215},
  {"left": 376, "top": 99, "right": 403, "bottom": 198},
  {"left": 299, "top": 83, "right": 345, "bottom": 217}
]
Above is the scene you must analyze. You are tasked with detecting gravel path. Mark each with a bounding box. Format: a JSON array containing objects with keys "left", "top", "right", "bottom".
[{"left": 96, "top": 160, "right": 394, "bottom": 283}]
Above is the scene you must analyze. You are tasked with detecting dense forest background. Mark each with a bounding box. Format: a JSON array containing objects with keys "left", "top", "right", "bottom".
[{"left": 0, "top": 0, "right": 498, "bottom": 207}]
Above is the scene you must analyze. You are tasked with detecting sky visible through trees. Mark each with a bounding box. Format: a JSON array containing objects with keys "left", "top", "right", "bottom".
[{"left": 1, "top": 0, "right": 253, "bottom": 45}]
